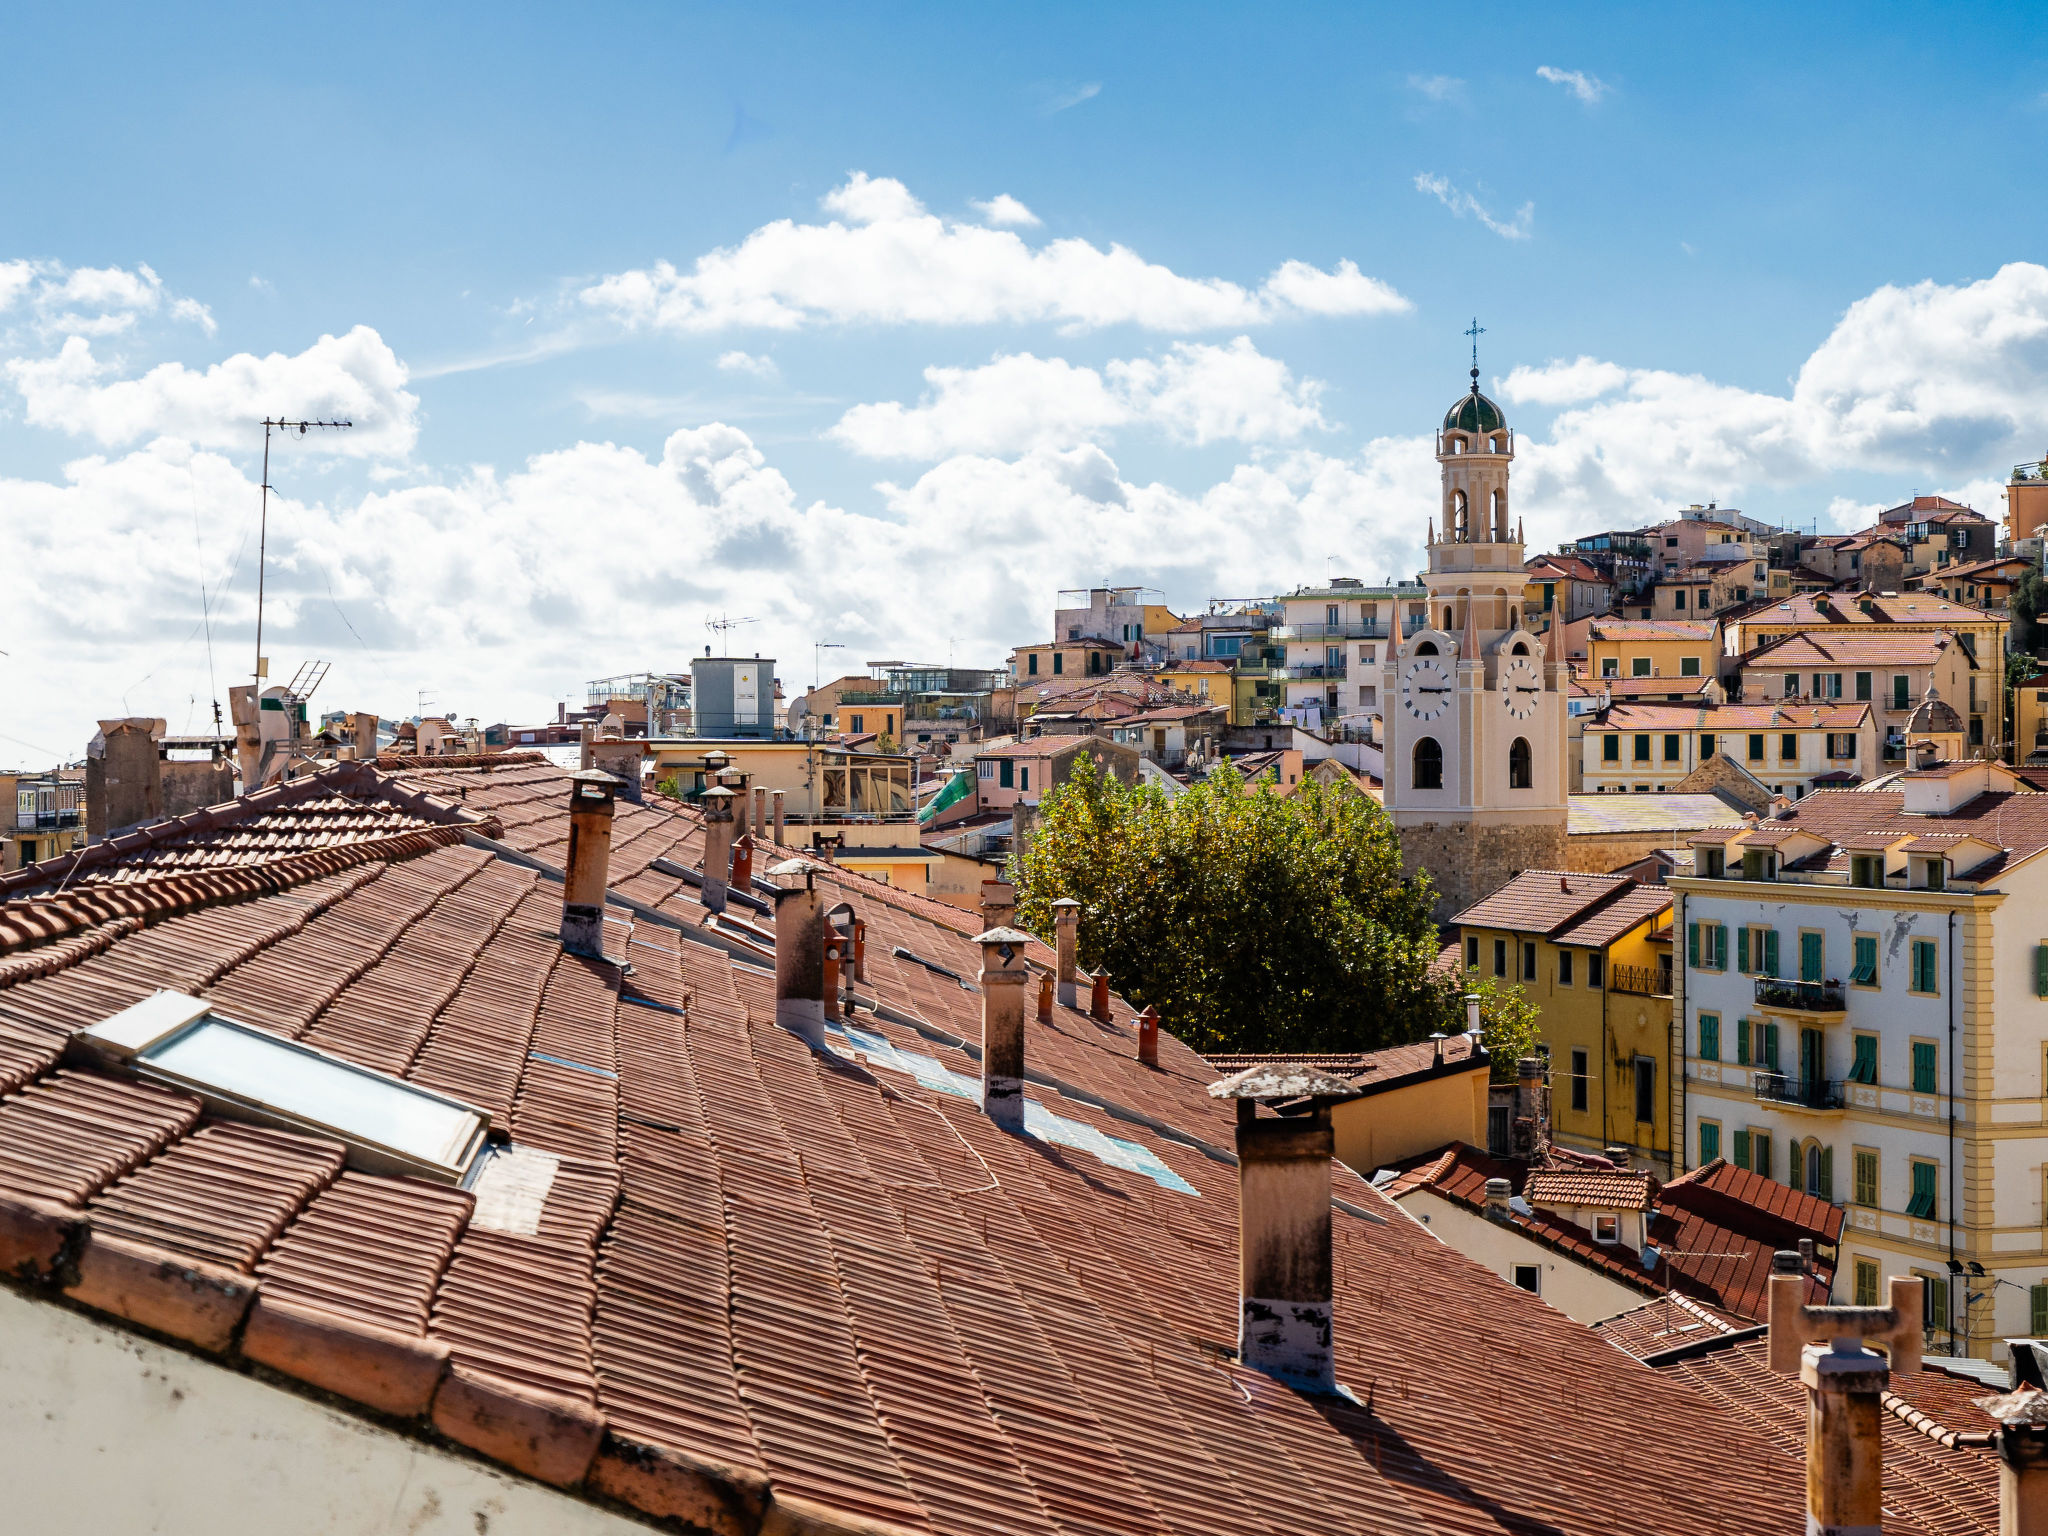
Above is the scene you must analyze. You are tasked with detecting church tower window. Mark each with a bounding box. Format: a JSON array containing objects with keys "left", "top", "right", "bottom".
[
  {"left": 1509, "top": 737, "right": 1532, "bottom": 789},
  {"left": 1412, "top": 737, "right": 1444, "bottom": 790}
]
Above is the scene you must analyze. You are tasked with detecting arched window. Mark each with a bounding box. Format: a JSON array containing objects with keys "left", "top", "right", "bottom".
[
  {"left": 1509, "top": 737, "right": 1532, "bottom": 789},
  {"left": 1413, "top": 737, "right": 1443, "bottom": 790},
  {"left": 1490, "top": 488, "right": 1506, "bottom": 528},
  {"left": 1451, "top": 488, "right": 1469, "bottom": 539},
  {"left": 1443, "top": 607, "right": 1455, "bottom": 631},
  {"left": 1490, "top": 433, "right": 1508, "bottom": 453},
  {"left": 1414, "top": 640, "right": 1438, "bottom": 656}
]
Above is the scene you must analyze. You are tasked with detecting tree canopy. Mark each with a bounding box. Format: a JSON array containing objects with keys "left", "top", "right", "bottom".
[{"left": 1011, "top": 755, "right": 1463, "bottom": 1056}]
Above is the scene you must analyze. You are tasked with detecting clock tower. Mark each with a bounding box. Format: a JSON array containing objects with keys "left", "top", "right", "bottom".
[{"left": 1383, "top": 350, "right": 1568, "bottom": 920}]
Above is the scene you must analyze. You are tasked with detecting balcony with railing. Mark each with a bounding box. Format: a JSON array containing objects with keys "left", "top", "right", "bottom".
[
  {"left": 1754, "top": 977, "right": 1846, "bottom": 1013},
  {"left": 1608, "top": 961, "right": 1672, "bottom": 998},
  {"left": 1270, "top": 621, "right": 1387, "bottom": 642},
  {"left": 1283, "top": 662, "right": 1347, "bottom": 681},
  {"left": 17, "top": 810, "right": 81, "bottom": 830},
  {"left": 1753, "top": 1071, "right": 1845, "bottom": 1111},
  {"left": 2015, "top": 460, "right": 2048, "bottom": 484}
]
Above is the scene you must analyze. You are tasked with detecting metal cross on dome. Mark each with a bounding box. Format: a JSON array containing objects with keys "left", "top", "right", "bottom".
[{"left": 1465, "top": 317, "right": 1486, "bottom": 372}]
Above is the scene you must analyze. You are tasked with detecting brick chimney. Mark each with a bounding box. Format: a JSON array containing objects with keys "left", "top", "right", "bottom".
[
  {"left": 560, "top": 770, "right": 621, "bottom": 956},
  {"left": 1036, "top": 971, "right": 1053, "bottom": 1023},
  {"left": 752, "top": 785, "right": 767, "bottom": 838},
  {"left": 729, "top": 831, "right": 754, "bottom": 893},
  {"left": 770, "top": 789, "right": 786, "bottom": 844},
  {"left": 769, "top": 858, "right": 827, "bottom": 1046},
  {"left": 698, "top": 786, "right": 737, "bottom": 913},
  {"left": 1207, "top": 1064, "right": 1362, "bottom": 1392},
  {"left": 1482, "top": 1177, "right": 1514, "bottom": 1224},
  {"left": 979, "top": 879, "right": 1017, "bottom": 931},
  {"left": 1135, "top": 1005, "right": 1159, "bottom": 1069},
  {"left": 350, "top": 712, "right": 379, "bottom": 762},
  {"left": 1089, "top": 969, "right": 1112, "bottom": 1022},
  {"left": 86, "top": 718, "right": 166, "bottom": 840},
  {"left": 975, "top": 927, "right": 1033, "bottom": 1132},
  {"left": 1051, "top": 898, "right": 1081, "bottom": 1006},
  {"left": 719, "top": 766, "right": 748, "bottom": 836}
]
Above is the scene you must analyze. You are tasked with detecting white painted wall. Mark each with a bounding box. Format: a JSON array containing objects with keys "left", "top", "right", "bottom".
[
  {"left": 0, "top": 1284, "right": 654, "bottom": 1535},
  {"left": 1398, "top": 1190, "right": 1653, "bottom": 1326}
]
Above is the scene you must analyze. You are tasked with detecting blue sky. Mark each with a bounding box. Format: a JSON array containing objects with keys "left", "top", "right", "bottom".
[{"left": 3, "top": 2, "right": 2046, "bottom": 754}]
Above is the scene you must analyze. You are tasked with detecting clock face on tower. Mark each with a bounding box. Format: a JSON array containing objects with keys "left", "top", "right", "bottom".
[
  {"left": 1400, "top": 655, "right": 1453, "bottom": 721},
  {"left": 1499, "top": 654, "right": 1543, "bottom": 720}
]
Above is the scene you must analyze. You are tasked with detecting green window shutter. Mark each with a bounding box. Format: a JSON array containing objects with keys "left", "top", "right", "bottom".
[
  {"left": 1913, "top": 1041, "right": 1937, "bottom": 1094},
  {"left": 1603, "top": 735, "right": 1619, "bottom": 762},
  {"left": 1763, "top": 929, "right": 1780, "bottom": 978},
  {"left": 1700, "top": 1122, "right": 1720, "bottom": 1162},
  {"left": 1851, "top": 1035, "right": 1877, "bottom": 1084},
  {"left": 1801, "top": 932, "right": 1822, "bottom": 983},
  {"left": 1818, "top": 1146, "right": 1833, "bottom": 1202},
  {"left": 1700, "top": 1013, "right": 1720, "bottom": 1061},
  {"left": 1763, "top": 1023, "right": 1780, "bottom": 1071},
  {"left": 1733, "top": 1129, "right": 1751, "bottom": 1170},
  {"left": 2037, "top": 944, "right": 2048, "bottom": 999},
  {"left": 2033, "top": 1284, "right": 2048, "bottom": 1338},
  {"left": 1713, "top": 925, "right": 1728, "bottom": 969},
  {"left": 1855, "top": 1149, "right": 1878, "bottom": 1207},
  {"left": 1689, "top": 923, "right": 1701, "bottom": 968},
  {"left": 1738, "top": 927, "right": 1751, "bottom": 974},
  {"left": 1789, "top": 1148, "right": 1804, "bottom": 1192},
  {"left": 1854, "top": 935, "right": 1877, "bottom": 985},
  {"left": 1755, "top": 1133, "right": 1773, "bottom": 1181},
  {"left": 1909, "top": 1161, "right": 1937, "bottom": 1219},
  {"left": 1736, "top": 1020, "right": 1751, "bottom": 1066}
]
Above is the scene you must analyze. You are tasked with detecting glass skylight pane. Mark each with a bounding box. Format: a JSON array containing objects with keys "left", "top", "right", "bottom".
[{"left": 145, "top": 1020, "right": 480, "bottom": 1168}]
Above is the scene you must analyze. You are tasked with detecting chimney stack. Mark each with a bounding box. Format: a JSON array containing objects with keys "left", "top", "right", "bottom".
[
  {"left": 721, "top": 767, "right": 748, "bottom": 836},
  {"left": 560, "top": 770, "right": 621, "bottom": 956},
  {"left": 351, "top": 711, "right": 379, "bottom": 762},
  {"left": 979, "top": 878, "right": 1017, "bottom": 932},
  {"left": 699, "top": 786, "right": 737, "bottom": 913},
  {"left": 1037, "top": 971, "right": 1053, "bottom": 1023},
  {"left": 1208, "top": 1064, "right": 1362, "bottom": 1392},
  {"left": 1089, "top": 969, "right": 1112, "bottom": 1023},
  {"left": 1135, "top": 1005, "right": 1159, "bottom": 1069},
  {"left": 1768, "top": 1256, "right": 1922, "bottom": 1536},
  {"left": 1051, "top": 898, "right": 1081, "bottom": 1006},
  {"left": 1482, "top": 1177, "right": 1514, "bottom": 1223},
  {"left": 769, "top": 859, "right": 827, "bottom": 1046},
  {"left": 1988, "top": 1343, "right": 2048, "bottom": 1536},
  {"left": 1464, "top": 992, "right": 1483, "bottom": 1042},
  {"left": 730, "top": 830, "right": 755, "bottom": 893},
  {"left": 975, "top": 927, "right": 1033, "bottom": 1131},
  {"left": 1513, "top": 1056, "right": 1548, "bottom": 1157},
  {"left": 86, "top": 718, "right": 166, "bottom": 841},
  {"left": 1605, "top": 1146, "right": 1631, "bottom": 1169},
  {"left": 770, "top": 789, "right": 786, "bottom": 844},
  {"left": 752, "top": 784, "right": 767, "bottom": 839}
]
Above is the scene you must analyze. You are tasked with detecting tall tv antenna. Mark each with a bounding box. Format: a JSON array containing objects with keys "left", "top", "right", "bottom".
[
  {"left": 705, "top": 613, "right": 758, "bottom": 651},
  {"left": 254, "top": 417, "right": 352, "bottom": 688}
]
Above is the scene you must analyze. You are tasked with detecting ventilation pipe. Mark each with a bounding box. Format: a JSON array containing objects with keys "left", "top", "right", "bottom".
[
  {"left": 560, "top": 770, "right": 621, "bottom": 956},
  {"left": 769, "top": 858, "right": 827, "bottom": 1046},
  {"left": 1135, "top": 1005, "right": 1160, "bottom": 1069},
  {"left": 1036, "top": 971, "right": 1053, "bottom": 1023},
  {"left": 699, "top": 786, "right": 737, "bottom": 914},
  {"left": 975, "top": 927, "right": 1033, "bottom": 1132},
  {"left": 1089, "top": 969, "right": 1112, "bottom": 1023},
  {"left": 729, "top": 831, "right": 754, "bottom": 893}
]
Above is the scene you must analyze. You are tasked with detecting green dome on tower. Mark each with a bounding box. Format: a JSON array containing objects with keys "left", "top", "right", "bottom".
[{"left": 1443, "top": 367, "right": 1505, "bottom": 434}]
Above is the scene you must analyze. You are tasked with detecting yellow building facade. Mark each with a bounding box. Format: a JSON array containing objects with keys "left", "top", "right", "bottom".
[{"left": 1454, "top": 871, "right": 1677, "bottom": 1172}]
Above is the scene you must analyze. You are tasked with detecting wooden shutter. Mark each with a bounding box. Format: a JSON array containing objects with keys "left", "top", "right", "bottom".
[
  {"left": 1763, "top": 929, "right": 1780, "bottom": 978},
  {"left": 1689, "top": 922, "right": 1701, "bottom": 968},
  {"left": 1738, "top": 927, "right": 1751, "bottom": 974}
]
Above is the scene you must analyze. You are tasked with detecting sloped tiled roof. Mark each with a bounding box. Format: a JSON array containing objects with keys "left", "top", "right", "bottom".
[
  {"left": 1453, "top": 870, "right": 1669, "bottom": 945},
  {"left": 1568, "top": 793, "right": 1747, "bottom": 837},
  {"left": 1585, "top": 701, "right": 1872, "bottom": 732},
  {"left": 1743, "top": 592, "right": 2001, "bottom": 629},
  {"left": 1203, "top": 1032, "right": 1485, "bottom": 1095},
  {"left": 0, "top": 760, "right": 1852, "bottom": 1533},
  {"left": 1592, "top": 1293, "right": 1743, "bottom": 1359},
  {"left": 1525, "top": 1169, "right": 1655, "bottom": 1208},
  {"left": 1740, "top": 630, "right": 1969, "bottom": 669},
  {"left": 1587, "top": 619, "right": 1720, "bottom": 642}
]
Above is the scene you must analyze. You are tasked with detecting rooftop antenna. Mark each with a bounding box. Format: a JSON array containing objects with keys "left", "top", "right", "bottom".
[
  {"left": 706, "top": 613, "right": 758, "bottom": 653},
  {"left": 254, "top": 417, "right": 352, "bottom": 689}
]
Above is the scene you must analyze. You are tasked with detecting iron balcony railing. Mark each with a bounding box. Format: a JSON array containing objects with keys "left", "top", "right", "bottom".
[
  {"left": 836, "top": 690, "right": 904, "bottom": 705},
  {"left": 1754, "top": 977, "right": 1847, "bottom": 1013},
  {"left": 1608, "top": 962, "right": 1672, "bottom": 998},
  {"left": 2015, "top": 461, "right": 2048, "bottom": 483},
  {"left": 1753, "top": 1072, "right": 1846, "bottom": 1111},
  {"left": 1270, "top": 622, "right": 1388, "bottom": 642},
  {"left": 1283, "top": 663, "right": 1347, "bottom": 681}
]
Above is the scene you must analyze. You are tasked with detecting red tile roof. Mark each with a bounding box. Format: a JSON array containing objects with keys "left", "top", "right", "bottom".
[
  {"left": 0, "top": 760, "right": 1847, "bottom": 1533},
  {"left": 1740, "top": 629, "right": 1970, "bottom": 669},
  {"left": 1525, "top": 1169, "right": 1655, "bottom": 1208},
  {"left": 1743, "top": 592, "right": 2002, "bottom": 629},
  {"left": 1453, "top": 870, "right": 1669, "bottom": 946},
  {"left": 1585, "top": 701, "right": 1872, "bottom": 732},
  {"left": 1586, "top": 619, "right": 1719, "bottom": 642},
  {"left": 1689, "top": 786, "right": 2048, "bottom": 880}
]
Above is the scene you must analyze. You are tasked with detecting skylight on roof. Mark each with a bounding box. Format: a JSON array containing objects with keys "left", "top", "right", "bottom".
[{"left": 79, "top": 990, "right": 491, "bottom": 1183}]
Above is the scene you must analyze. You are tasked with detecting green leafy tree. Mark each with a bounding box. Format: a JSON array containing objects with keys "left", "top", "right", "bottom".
[
  {"left": 1011, "top": 755, "right": 1454, "bottom": 1055},
  {"left": 1450, "top": 972, "right": 1544, "bottom": 1084}
]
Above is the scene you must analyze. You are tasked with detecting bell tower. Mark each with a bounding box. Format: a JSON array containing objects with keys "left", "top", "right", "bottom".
[{"left": 1383, "top": 328, "right": 1568, "bottom": 921}]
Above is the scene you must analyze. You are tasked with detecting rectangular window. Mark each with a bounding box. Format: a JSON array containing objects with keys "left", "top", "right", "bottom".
[
  {"left": 1893, "top": 675, "right": 1910, "bottom": 710},
  {"left": 1912, "top": 1040, "right": 1938, "bottom": 1095},
  {"left": 1759, "top": 1021, "right": 1781, "bottom": 1072},
  {"left": 1019, "top": 767, "right": 1030, "bottom": 792},
  {"left": 1602, "top": 657, "right": 1618, "bottom": 678},
  {"left": 1911, "top": 939, "right": 1939, "bottom": 995},
  {"left": 1466, "top": 935, "right": 1479, "bottom": 969},
  {"left": 1849, "top": 1034, "right": 1878, "bottom": 1084},
  {"left": 1663, "top": 734, "right": 1681, "bottom": 762},
  {"left": 2037, "top": 944, "right": 2048, "bottom": 999},
  {"left": 1512, "top": 1264, "right": 1540, "bottom": 1293},
  {"left": 1587, "top": 954, "right": 1605, "bottom": 988},
  {"left": 1681, "top": 656, "right": 1701, "bottom": 677},
  {"left": 1736, "top": 1016, "right": 1752, "bottom": 1067},
  {"left": 1780, "top": 733, "right": 1799, "bottom": 762},
  {"left": 999, "top": 760, "right": 1014, "bottom": 789},
  {"left": 1908, "top": 1159, "right": 1938, "bottom": 1219},
  {"left": 1558, "top": 950, "right": 1574, "bottom": 986},
  {"left": 1699, "top": 1012, "right": 1720, "bottom": 1061},
  {"left": 1702, "top": 734, "right": 1716, "bottom": 758},
  {"left": 1800, "top": 931, "right": 1823, "bottom": 983},
  {"left": 1674, "top": 590, "right": 1687, "bottom": 610},
  {"left": 1700, "top": 1120, "right": 1720, "bottom": 1163},
  {"left": 1632, "top": 657, "right": 1651, "bottom": 678},
  {"left": 848, "top": 714, "right": 864, "bottom": 732},
  {"left": 1784, "top": 672, "right": 1800, "bottom": 697},
  {"left": 1633, "top": 734, "right": 1651, "bottom": 762},
  {"left": 1856, "top": 671, "right": 1872, "bottom": 702},
  {"left": 1748, "top": 733, "right": 1765, "bottom": 762},
  {"left": 1522, "top": 942, "right": 1537, "bottom": 981},
  {"left": 1052, "top": 653, "right": 1063, "bottom": 675},
  {"left": 1856, "top": 1258, "right": 1880, "bottom": 1307},
  {"left": 2033, "top": 1284, "right": 2048, "bottom": 1338},
  {"left": 1570, "top": 1048, "right": 1589, "bottom": 1113},
  {"left": 1733, "top": 1128, "right": 1751, "bottom": 1170},
  {"left": 1925, "top": 1272, "right": 1950, "bottom": 1339},
  {"left": 1753, "top": 1131, "right": 1773, "bottom": 1181},
  {"left": 1603, "top": 735, "right": 1620, "bottom": 762},
  {"left": 1494, "top": 939, "right": 1508, "bottom": 978},
  {"left": 1633, "top": 1057, "right": 1655, "bottom": 1124},
  {"left": 1028, "top": 653, "right": 1039, "bottom": 675},
  {"left": 1852, "top": 934, "right": 1878, "bottom": 984},
  {"left": 1854, "top": 1149, "right": 1879, "bottom": 1207},
  {"left": 1487, "top": 1104, "right": 1511, "bottom": 1156},
  {"left": 1851, "top": 857, "right": 1882, "bottom": 889},
  {"left": 1592, "top": 1214, "right": 1620, "bottom": 1243}
]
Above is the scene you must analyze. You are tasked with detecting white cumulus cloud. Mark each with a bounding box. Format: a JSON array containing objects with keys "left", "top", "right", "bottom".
[
  {"left": 1414, "top": 174, "right": 1534, "bottom": 242},
  {"left": 1499, "top": 356, "right": 1631, "bottom": 406},
  {"left": 1537, "top": 65, "right": 1610, "bottom": 104},
  {"left": 0, "top": 259, "right": 215, "bottom": 337},
  {"left": 579, "top": 172, "right": 1409, "bottom": 335},
  {"left": 829, "top": 337, "right": 1328, "bottom": 459},
  {"left": 972, "top": 194, "right": 1041, "bottom": 228},
  {"left": 715, "top": 349, "right": 780, "bottom": 380},
  {"left": 5, "top": 325, "right": 419, "bottom": 458}
]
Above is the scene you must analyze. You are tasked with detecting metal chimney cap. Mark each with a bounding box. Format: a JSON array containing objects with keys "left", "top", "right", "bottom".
[
  {"left": 1049, "top": 897, "right": 1083, "bottom": 912},
  {"left": 569, "top": 768, "right": 624, "bottom": 787},
  {"left": 699, "top": 785, "right": 737, "bottom": 801},
  {"left": 1206, "top": 1062, "right": 1362, "bottom": 1102}
]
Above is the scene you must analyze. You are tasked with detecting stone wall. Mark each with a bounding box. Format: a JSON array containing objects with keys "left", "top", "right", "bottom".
[{"left": 1399, "top": 820, "right": 1567, "bottom": 922}]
